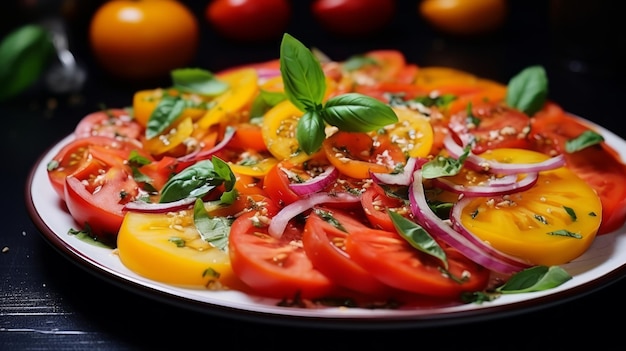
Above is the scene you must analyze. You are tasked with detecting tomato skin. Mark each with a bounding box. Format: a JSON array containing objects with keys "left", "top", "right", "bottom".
[
  {"left": 449, "top": 102, "right": 532, "bottom": 154},
  {"left": 74, "top": 109, "right": 143, "bottom": 141},
  {"left": 262, "top": 161, "right": 302, "bottom": 207},
  {"left": 345, "top": 227, "right": 490, "bottom": 298},
  {"left": 89, "top": 0, "right": 199, "bottom": 80},
  {"left": 312, "top": 0, "right": 395, "bottom": 37},
  {"left": 360, "top": 184, "right": 410, "bottom": 232},
  {"left": 530, "top": 104, "right": 626, "bottom": 235},
  {"left": 302, "top": 207, "right": 395, "bottom": 297},
  {"left": 419, "top": 0, "right": 508, "bottom": 37},
  {"left": 228, "top": 211, "right": 337, "bottom": 299},
  {"left": 205, "top": 0, "right": 291, "bottom": 42},
  {"left": 64, "top": 167, "right": 139, "bottom": 243},
  {"left": 47, "top": 136, "right": 144, "bottom": 202}
]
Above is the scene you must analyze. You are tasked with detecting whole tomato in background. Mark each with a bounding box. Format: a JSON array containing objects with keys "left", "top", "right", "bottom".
[
  {"left": 89, "top": 0, "right": 199, "bottom": 81},
  {"left": 418, "top": 0, "right": 508, "bottom": 37},
  {"left": 204, "top": 0, "right": 291, "bottom": 42},
  {"left": 311, "top": 0, "right": 396, "bottom": 37}
]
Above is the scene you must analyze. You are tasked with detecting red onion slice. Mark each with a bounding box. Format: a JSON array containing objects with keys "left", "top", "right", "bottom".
[
  {"left": 409, "top": 170, "right": 531, "bottom": 274},
  {"left": 124, "top": 197, "right": 197, "bottom": 213},
  {"left": 176, "top": 126, "right": 236, "bottom": 163},
  {"left": 268, "top": 192, "right": 360, "bottom": 239},
  {"left": 288, "top": 165, "right": 339, "bottom": 195},
  {"left": 370, "top": 157, "right": 421, "bottom": 186},
  {"left": 443, "top": 133, "right": 566, "bottom": 175},
  {"left": 431, "top": 172, "right": 538, "bottom": 197}
]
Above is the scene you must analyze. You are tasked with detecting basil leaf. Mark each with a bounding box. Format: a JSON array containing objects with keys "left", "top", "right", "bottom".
[
  {"left": 250, "top": 89, "right": 286, "bottom": 118},
  {"left": 341, "top": 54, "right": 377, "bottom": 71},
  {"left": 0, "top": 24, "right": 54, "bottom": 101},
  {"left": 389, "top": 211, "right": 448, "bottom": 269},
  {"left": 421, "top": 144, "right": 471, "bottom": 179},
  {"left": 193, "top": 198, "right": 230, "bottom": 251},
  {"left": 279, "top": 33, "right": 326, "bottom": 112},
  {"left": 321, "top": 93, "right": 398, "bottom": 132},
  {"left": 145, "top": 95, "right": 186, "bottom": 139},
  {"left": 506, "top": 65, "right": 548, "bottom": 116},
  {"left": 296, "top": 110, "right": 326, "bottom": 154},
  {"left": 496, "top": 265, "right": 572, "bottom": 293},
  {"left": 211, "top": 156, "right": 237, "bottom": 204},
  {"left": 160, "top": 160, "right": 218, "bottom": 203},
  {"left": 171, "top": 68, "right": 228, "bottom": 96},
  {"left": 565, "top": 130, "right": 604, "bottom": 153}
]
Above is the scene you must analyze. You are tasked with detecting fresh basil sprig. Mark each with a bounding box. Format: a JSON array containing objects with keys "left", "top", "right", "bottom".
[
  {"left": 506, "top": 65, "right": 548, "bottom": 116},
  {"left": 193, "top": 198, "right": 230, "bottom": 251},
  {"left": 565, "top": 130, "right": 604, "bottom": 153},
  {"left": 279, "top": 33, "right": 398, "bottom": 154}
]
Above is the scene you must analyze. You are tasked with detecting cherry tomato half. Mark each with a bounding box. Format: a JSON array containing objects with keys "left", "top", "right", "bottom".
[{"left": 312, "top": 0, "right": 396, "bottom": 37}]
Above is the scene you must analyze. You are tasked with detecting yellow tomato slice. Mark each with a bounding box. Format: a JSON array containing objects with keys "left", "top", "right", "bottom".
[
  {"left": 414, "top": 66, "right": 477, "bottom": 89},
  {"left": 261, "top": 100, "right": 307, "bottom": 162},
  {"left": 143, "top": 116, "right": 193, "bottom": 156},
  {"left": 197, "top": 68, "right": 259, "bottom": 130},
  {"left": 132, "top": 89, "right": 207, "bottom": 127},
  {"left": 456, "top": 148, "right": 602, "bottom": 266},
  {"left": 117, "top": 210, "right": 242, "bottom": 289},
  {"left": 386, "top": 106, "right": 434, "bottom": 158}
]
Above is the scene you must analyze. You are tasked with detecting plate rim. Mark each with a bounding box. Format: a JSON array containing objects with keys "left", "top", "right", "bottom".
[{"left": 24, "top": 115, "right": 626, "bottom": 329}]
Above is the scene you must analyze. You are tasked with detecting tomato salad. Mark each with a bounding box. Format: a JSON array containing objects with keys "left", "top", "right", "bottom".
[{"left": 46, "top": 34, "right": 626, "bottom": 308}]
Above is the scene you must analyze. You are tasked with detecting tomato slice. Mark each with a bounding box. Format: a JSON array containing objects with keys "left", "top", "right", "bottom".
[
  {"left": 47, "top": 136, "right": 144, "bottom": 201},
  {"left": 117, "top": 210, "right": 243, "bottom": 290},
  {"left": 530, "top": 103, "right": 626, "bottom": 234},
  {"left": 449, "top": 102, "right": 532, "bottom": 154},
  {"left": 75, "top": 108, "right": 143, "bottom": 140},
  {"left": 345, "top": 227, "right": 490, "bottom": 298},
  {"left": 302, "top": 207, "right": 395, "bottom": 297},
  {"left": 322, "top": 131, "right": 406, "bottom": 179},
  {"left": 228, "top": 211, "right": 337, "bottom": 299},
  {"left": 65, "top": 166, "right": 140, "bottom": 243},
  {"left": 360, "top": 184, "right": 410, "bottom": 232},
  {"left": 262, "top": 157, "right": 333, "bottom": 207},
  {"left": 455, "top": 148, "right": 603, "bottom": 265}
]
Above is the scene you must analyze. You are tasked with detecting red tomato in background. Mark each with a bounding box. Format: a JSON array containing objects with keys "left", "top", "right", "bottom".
[
  {"left": 74, "top": 109, "right": 143, "bottom": 141},
  {"left": 311, "top": 0, "right": 396, "bottom": 37},
  {"left": 205, "top": 0, "right": 291, "bottom": 42}
]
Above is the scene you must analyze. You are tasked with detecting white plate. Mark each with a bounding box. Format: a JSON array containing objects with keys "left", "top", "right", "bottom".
[{"left": 26, "top": 117, "right": 626, "bottom": 328}]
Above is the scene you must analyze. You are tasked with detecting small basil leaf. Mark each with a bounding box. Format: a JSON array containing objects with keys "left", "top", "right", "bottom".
[
  {"left": 421, "top": 144, "right": 471, "bottom": 179},
  {"left": 296, "top": 110, "right": 326, "bottom": 154},
  {"left": 565, "top": 130, "right": 604, "bottom": 153},
  {"left": 0, "top": 24, "right": 54, "bottom": 101},
  {"left": 279, "top": 33, "right": 326, "bottom": 112},
  {"left": 506, "top": 65, "right": 548, "bottom": 116},
  {"left": 389, "top": 211, "right": 448, "bottom": 269},
  {"left": 250, "top": 89, "right": 287, "bottom": 118},
  {"left": 321, "top": 93, "right": 398, "bottom": 132},
  {"left": 193, "top": 198, "right": 230, "bottom": 251},
  {"left": 171, "top": 68, "right": 228, "bottom": 96},
  {"left": 160, "top": 160, "right": 218, "bottom": 203},
  {"left": 145, "top": 95, "right": 186, "bottom": 139},
  {"left": 496, "top": 265, "right": 572, "bottom": 293}
]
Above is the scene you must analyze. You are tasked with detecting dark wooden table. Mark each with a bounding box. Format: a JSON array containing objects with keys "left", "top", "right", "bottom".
[{"left": 2, "top": 1, "right": 626, "bottom": 349}]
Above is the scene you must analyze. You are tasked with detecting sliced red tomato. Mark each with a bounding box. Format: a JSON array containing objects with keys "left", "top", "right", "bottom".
[
  {"left": 322, "top": 131, "right": 406, "bottom": 179},
  {"left": 74, "top": 108, "right": 143, "bottom": 140},
  {"left": 344, "top": 228, "right": 490, "bottom": 298},
  {"left": 230, "top": 123, "right": 267, "bottom": 152},
  {"left": 449, "top": 101, "right": 532, "bottom": 154},
  {"left": 530, "top": 103, "right": 626, "bottom": 234},
  {"left": 302, "top": 207, "right": 395, "bottom": 297},
  {"left": 263, "top": 157, "right": 332, "bottom": 207},
  {"left": 65, "top": 166, "right": 140, "bottom": 244},
  {"left": 228, "top": 211, "right": 337, "bottom": 299},
  {"left": 47, "top": 136, "right": 144, "bottom": 201},
  {"left": 360, "top": 184, "right": 410, "bottom": 232},
  {"left": 136, "top": 156, "right": 178, "bottom": 192}
]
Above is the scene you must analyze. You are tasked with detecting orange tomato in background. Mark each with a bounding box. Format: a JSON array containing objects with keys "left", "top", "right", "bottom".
[
  {"left": 89, "top": 0, "right": 199, "bottom": 80},
  {"left": 204, "top": 0, "right": 291, "bottom": 42},
  {"left": 418, "top": 0, "right": 508, "bottom": 36}
]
